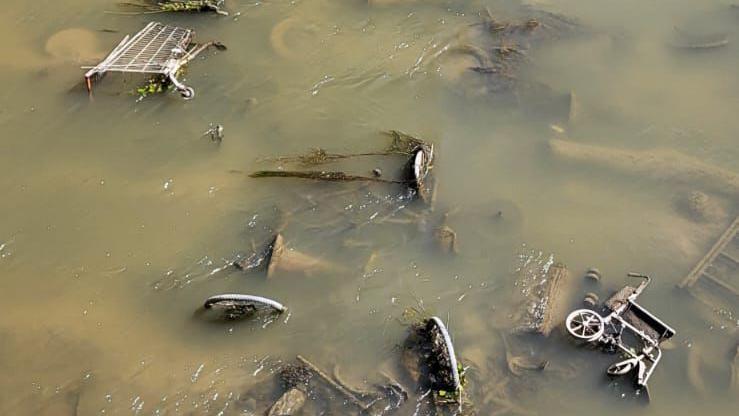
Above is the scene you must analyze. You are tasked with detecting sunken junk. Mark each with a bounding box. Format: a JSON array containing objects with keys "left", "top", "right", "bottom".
[
  {"left": 233, "top": 233, "right": 341, "bottom": 277},
  {"left": 201, "top": 294, "right": 286, "bottom": 320},
  {"left": 678, "top": 216, "right": 738, "bottom": 318},
  {"left": 83, "top": 22, "right": 226, "bottom": 99},
  {"left": 565, "top": 273, "right": 676, "bottom": 399},
  {"left": 403, "top": 316, "right": 468, "bottom": 408},
  {"left": 250, "top": 130, "right": 436, "bottom": 204}
]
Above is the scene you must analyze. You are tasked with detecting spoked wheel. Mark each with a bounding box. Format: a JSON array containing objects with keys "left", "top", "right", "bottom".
[{"left": 565, "top": 309, "right": 605, "bottom": 342}]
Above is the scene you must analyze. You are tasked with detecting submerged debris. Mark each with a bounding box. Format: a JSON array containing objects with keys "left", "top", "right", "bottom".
[
  {"left": 582, "top": 292, "right": 599, "bottom": 307},
  {"left": 280, "top": 363, "right": 313, "bottom": 390},
  {"left": 549, "top": 138, "right": 739, "bottom": 197},
  {"left": 202, "top": 123, "right": 224, "bottom": 142},
  {"left": 258, "top": 130, "right": 430, "bottom": 165},
  {"left": 233, "top": 234, "right": 276, "bottom": 272},
  {"left": 405, "top": 142, "right": 435, "bottom": 203},
  {"left": 565, "top": 273, "right": 676, "bottom": 397},
  {"left": 402, "top": 316, "right": 467, "bottom": 408},
  {"left": 202, "top": 293, "right": 286, "bottom": 319},
  {"left": 45, "top": 28, "right": 103, "bottom": 64},
  {"left": 116, "top": 1, "right": 229, "bottom": 16},
  {"left": 252, "top": 131, "right": 436, "bottom": 203},
  {"left": 433, "top": 6, "right": 585, "bottom": 101},
  {"left": 265, "top": 356, "right": 411, "bottom": 414},
  {"left": 584, "top": 267, "right": 602, "bottom": 282},
  {"left": 686, "top": 344, "right": 709, "bottom": 395},
  {"left": 267, "top": 388, "right": 306, "bottom": 416},
  {"left": 434, "top": 213, "right": 458, "bottom": 254},
  {"left": 296, "top": 355, "right": 374, "bottom": 410},
  {"left": 674, "top": 190, "right": 727, "bottom": 223},
  {"left": 83, "top": 22, "right": 226, "bottom": 99},
  {"left": 250, "top": 170, "right": 404, "bottom": 183},
  {"left": 678, "top": 216, "right": 738, "bottom": 321},
  {"left": 263, "top": 233, "right": 342, "bottom": 278},
  {"left": 267, "top": 364, "right": 313, "bottom": 416},
  {"left": 731, "top": 343, "right": 739, "bottom": 392},
  {"left": 501, "top": 333, "right": 548, "bottom": 376},
  {"left": 669, "top": 27, "right": 729, "bottom": 50},
  {"left": 514, "top": 261, "right": 572, "bottom": 336},
  {"left": 135, "top": 69, "right": 186, "bottom": 98}
]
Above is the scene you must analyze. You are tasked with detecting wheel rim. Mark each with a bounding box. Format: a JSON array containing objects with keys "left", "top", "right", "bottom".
[
  {"left": 566, "top": 309, "right": 604, "bottom": 341},
  {"left": 608, "top": 361, "right": 634, "bottom": 376}
]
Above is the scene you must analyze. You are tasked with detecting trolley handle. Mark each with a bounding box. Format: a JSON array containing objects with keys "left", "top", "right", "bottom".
[{"left": 627, "top": 272, "right": 651, "bottom": 296}]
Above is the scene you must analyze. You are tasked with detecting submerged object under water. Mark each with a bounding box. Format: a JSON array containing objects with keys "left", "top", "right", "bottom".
[
  {"left": 425, "top": 316, "right": 461, "bottom": 392},
  {"left": 549, "top": 138, "right": 739, "bottom": 197},
  {"left": 83, "top": 21, "right": 226, "bottom": 99},
  {"left": 203, "top": 293, "right": 287, "bottom": 319}
]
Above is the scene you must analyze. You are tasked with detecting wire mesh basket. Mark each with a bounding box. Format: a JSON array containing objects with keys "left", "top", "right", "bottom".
[{"left": 83, "top": 22, "right": 221, "bottom": 99}]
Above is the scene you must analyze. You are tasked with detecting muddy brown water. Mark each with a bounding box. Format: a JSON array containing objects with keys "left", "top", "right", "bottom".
[{"left": 0, "top": 0, "right": 738, "bottom": 415}]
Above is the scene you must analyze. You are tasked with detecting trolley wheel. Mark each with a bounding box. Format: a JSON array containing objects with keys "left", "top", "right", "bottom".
[
  {"left": 565, "top": 309, "right": 605, "bottom": 342},
  {"left": 181, "top": 87, "right": 195, "bottom": 100}
]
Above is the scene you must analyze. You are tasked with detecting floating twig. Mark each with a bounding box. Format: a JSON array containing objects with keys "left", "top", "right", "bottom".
[{"left": 259, "top": 148, "right": 392, "bottom": 165}]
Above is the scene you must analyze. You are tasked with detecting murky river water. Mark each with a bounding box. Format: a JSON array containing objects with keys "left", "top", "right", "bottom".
[{"left": 1, "top": 0, "right": 738, "bottom": 415}]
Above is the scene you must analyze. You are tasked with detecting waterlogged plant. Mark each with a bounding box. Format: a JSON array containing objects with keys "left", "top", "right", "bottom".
[
  {"left": 135, "top": 68, "right": 186, "bottom": 99},
  {"left": 433, "top": 362, "right": 470, "bottom": 408},
  {"left": 258, "top": 130, "right": 430, "bottom": 166},
  {"left": 136, "top": 75, "right": 169, "bottom": 97},
  {"left": 116, "top": 1, "right": 229, "bottom": 15}
]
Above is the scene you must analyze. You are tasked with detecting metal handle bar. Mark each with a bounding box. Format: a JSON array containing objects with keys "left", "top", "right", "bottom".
[{"left": 627, "top": 272, "right": 651, "bottom": 296}]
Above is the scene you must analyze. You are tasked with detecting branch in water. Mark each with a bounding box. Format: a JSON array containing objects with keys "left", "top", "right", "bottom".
[
  {"left": 257, "top": 131, "right": 428, "bottom": 166},
  {"left": 249, "top": 170, "right": 407, "bottom": 184},
  {"left": 259, "top": 149, "right": 394, "bottom": 166}
]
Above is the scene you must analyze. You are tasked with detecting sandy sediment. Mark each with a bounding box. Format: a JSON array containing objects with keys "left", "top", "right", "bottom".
[{"left": 549, "top": 138, "right": 739, "bottom": 197}]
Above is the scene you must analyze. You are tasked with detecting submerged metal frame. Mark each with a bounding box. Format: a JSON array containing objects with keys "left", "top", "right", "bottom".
[
  {"left": 566, "top": 273, "right": 676, "bottom": 391},
  {"left": 83, "top": 22, "right": 214, "bottom": 99}
]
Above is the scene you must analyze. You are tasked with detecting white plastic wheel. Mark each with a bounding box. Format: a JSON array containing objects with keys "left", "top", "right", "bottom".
[
  {"left": 181, "top": 87, "right": 195, "bottom": 100},
  {"left": 565, "top": 309, "right": 604, "bottom": 342}
]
